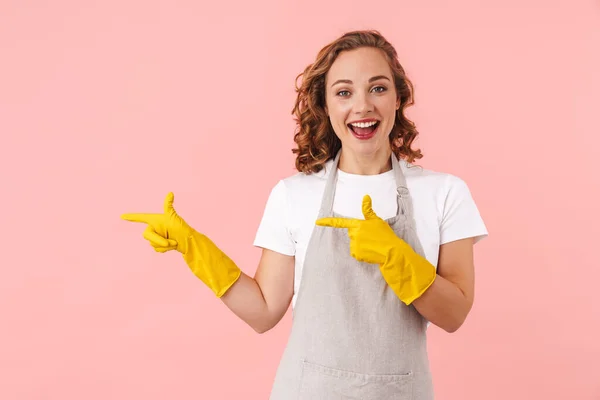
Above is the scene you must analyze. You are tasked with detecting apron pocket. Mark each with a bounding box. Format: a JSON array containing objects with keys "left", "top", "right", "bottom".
[{"left": 298, "top": 360, "right": 413, "bottom": 400}]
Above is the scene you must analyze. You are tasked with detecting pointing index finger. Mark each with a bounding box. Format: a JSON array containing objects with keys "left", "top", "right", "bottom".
[
  {"left": 121, "top": 213, "right": 155, "bottom": 224},
  {"left": 315, "top": 217, "right": 360, "bottom": 229}
]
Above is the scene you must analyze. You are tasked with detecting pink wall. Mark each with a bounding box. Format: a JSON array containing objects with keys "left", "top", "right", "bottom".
[{"left": 1, "top": 1, "right": 598, "bottom": 399}]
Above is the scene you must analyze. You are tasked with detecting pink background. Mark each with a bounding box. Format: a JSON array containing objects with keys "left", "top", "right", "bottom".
[{"left": 1, "top": 1, "right": 598, "bottom": 399}]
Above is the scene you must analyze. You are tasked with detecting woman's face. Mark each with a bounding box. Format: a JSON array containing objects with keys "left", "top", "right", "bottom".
[{"left": 324, "top": 47, "right": 399, "bottom": 161}]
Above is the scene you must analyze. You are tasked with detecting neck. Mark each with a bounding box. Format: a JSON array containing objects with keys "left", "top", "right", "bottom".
[{"left": 338, "top": 148, "right": 393, "bottom": 175}]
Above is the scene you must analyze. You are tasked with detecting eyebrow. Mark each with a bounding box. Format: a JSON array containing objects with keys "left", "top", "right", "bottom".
[{"left": 330, "top": 75, "right": 391, "bottom": 87}]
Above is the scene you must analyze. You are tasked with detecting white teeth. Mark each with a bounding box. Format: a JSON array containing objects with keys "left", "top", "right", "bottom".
[{"left": 350, "top": 121, "right": 378, "bottom": 128}]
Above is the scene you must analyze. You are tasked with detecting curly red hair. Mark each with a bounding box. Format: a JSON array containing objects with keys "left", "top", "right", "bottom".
[{"left": 291, "top": 30, "right": 423, "bottom": 174}]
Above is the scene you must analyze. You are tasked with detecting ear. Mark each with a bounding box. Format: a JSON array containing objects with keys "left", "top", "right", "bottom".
[{"left": 396, "top": 98, "right": 400, "bottom": 110}]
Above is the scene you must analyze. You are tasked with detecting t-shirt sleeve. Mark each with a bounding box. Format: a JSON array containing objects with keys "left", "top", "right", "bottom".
[
  {"left": 439, "top": 175, "right": 488, "bottom": 245},
  {"left": 253, "top": 180, "right": 296, "bottom": 256}
]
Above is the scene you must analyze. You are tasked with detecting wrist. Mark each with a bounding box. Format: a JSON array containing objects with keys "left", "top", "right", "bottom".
[{"left": 384, "top": 238, "right": 409, "bottom": 266}]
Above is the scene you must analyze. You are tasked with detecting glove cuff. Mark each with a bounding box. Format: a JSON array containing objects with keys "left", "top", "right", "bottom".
[
  {"left": 381, "top": 243, "right": 436, "bottom": 305},
  {"left": 182, "top": 231, "right": 242, "bottom": 297}
]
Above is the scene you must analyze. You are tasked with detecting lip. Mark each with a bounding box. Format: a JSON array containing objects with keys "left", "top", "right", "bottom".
[
  {"left": 349, "top": 122, "right": 379, "bottom": 141},
  {"left": 347, "top": 118, "right": 380, "bottom": 124}
]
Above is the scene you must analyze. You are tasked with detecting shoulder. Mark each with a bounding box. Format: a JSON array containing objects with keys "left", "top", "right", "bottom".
[
  {"left": 401, "top": 159, "right": 467, "bottom": 200},
  {"left": 278, "top": 159, "right": 334, "bottom": 195},
  {"left": 259, "top": 161, "right": 333, "bottom": 223},
  {"left": 402, "top": 160, "right": 487, "bottom": 242}
]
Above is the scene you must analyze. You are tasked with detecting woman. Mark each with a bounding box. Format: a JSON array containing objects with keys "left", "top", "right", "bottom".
[{"left": 122, "top": 30, "right": 488, "bottom": 399}]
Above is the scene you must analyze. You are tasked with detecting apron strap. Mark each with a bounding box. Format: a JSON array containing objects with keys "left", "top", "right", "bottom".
[
  {"left": 317, "top": 150, "right": 342, "bottom": 219},
  {"left": 391, "top": 152, "right": 412, "bottom": 217}
]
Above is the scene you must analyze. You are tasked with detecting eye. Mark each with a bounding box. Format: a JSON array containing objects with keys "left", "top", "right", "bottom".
[
  {"left": 336, "top": 90, "right": 351, "bottom": 97},
  {"left": 372, "top": 86, "right": 387, "bottom": 93}
]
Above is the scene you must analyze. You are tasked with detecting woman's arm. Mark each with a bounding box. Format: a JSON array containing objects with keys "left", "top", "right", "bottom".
[
  {"left": 411, "top": 237, "right": 476, "bottom": 333},
  {"left": 220, "top": 248, "right": 295, "bottom": 334}
]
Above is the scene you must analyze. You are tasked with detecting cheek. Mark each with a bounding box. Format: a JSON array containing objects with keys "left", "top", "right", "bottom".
[
  {"left": 329, "top": 106, "right": 350, "bottom": 126},
  {"left": 375, "top": 97, "right": 397, "bottom": 117}
]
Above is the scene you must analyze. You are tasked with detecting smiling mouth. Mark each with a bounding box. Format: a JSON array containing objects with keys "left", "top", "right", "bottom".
[{"left": 348, "top": 121, "right": 380, "bottom": 139}]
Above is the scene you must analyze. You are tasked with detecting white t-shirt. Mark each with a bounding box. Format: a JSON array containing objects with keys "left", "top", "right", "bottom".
[{"left": 253, "top": 158, "right": 488, "bottom": 308}]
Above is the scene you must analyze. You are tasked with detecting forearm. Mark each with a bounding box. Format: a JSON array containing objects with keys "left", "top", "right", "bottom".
[
  {"left": 219, "top": 272, "right": 278, "bottom": 334},
  {"left": 411, "top": 274, "right": 473, "bottom": 333}
]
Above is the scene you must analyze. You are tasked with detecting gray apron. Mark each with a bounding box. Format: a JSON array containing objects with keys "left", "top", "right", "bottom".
[{"left": 269, "top": 151, "right": 434, "bottom": 400}]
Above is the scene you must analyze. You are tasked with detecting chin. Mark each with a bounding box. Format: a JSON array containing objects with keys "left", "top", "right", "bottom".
[{"left": 344, "top": 140, "right": 386, "bottom": 158}]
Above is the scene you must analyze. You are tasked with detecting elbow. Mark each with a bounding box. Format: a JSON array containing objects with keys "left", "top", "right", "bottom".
[
  {"left": 251, "top": 318, "right": 277, "bottom": 334},
  {"left": 251, "top": 309, "right": 287, "bottom": 333},
  {"left": 441, "top": 313, "right": 469, "bottom": 333},
  {"left": 442, "top": 322, "right": 463, "bottom": 333},
  {"left": 253, "top": 325, "right": 272, "bottom": 334},
  {"left": 443, "top": 299, "right": 473, "bottom": 333}
]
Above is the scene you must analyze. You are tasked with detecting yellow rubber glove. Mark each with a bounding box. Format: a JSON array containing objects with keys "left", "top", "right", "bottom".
[
  {"left": 121, "top": 192, "right": 242, "bottom": 298},
  {"left": 316, "top": 195, "right": 436, "bottom": 305}
]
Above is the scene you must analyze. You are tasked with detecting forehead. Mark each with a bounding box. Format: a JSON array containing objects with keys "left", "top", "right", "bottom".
[{"left": 326, "top": 47, "right": 392, "bottom": 83}]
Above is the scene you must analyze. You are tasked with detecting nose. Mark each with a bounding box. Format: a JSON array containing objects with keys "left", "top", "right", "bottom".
[{"left": 353, "top": 92, "right": 374, "bottom": 115}]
